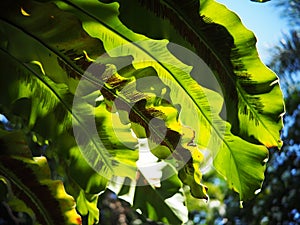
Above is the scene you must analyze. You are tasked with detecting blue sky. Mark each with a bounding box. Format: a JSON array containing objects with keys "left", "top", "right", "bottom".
[{"left": 216, "top": 0, "right": 288, "bottom": 63}]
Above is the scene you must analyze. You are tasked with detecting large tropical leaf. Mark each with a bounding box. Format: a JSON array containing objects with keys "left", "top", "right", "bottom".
[
  {"left": 51, "top": 0, "right": 282, "bottom": 199},
  {"left": 0, "top": 0, "right": 208, "bottom": 201},
  {"left": 0, "top": 0, "right": 284, "bottom": 208},
  {"left": 97, "top": 0, "right": 284, "bottom": 148}
]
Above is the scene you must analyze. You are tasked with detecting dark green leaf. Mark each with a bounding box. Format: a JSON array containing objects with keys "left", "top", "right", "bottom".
[{"left": 0, "top": 156, "right": 82, "bottom": 225}]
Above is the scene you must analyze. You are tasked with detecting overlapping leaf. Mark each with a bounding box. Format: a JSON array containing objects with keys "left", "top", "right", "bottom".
[
  {"left": 0, "top": 3, "right": 195, "bottom": 224},
  {"left": 99, "top": 0, "right": 284, "bottom": 149},
  {"left": 0, "top": 0, "right": 284, "bottom": 214},
  {"left": 0, "top": 0, "right": 210, "bottom": 200},
  {"left": 51, "top": 0, "right": 283, "bottom": 199}
]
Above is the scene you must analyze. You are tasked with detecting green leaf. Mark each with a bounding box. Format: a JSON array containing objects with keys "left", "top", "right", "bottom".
[
  {"left": 0, "top": 0, "right": 133, "bottom": 182},
  {"left": 0, "top": 4, "right": 112, "bottom": 220},
  {"left": 214, "top": 126, "right": 269, "bottom": 200},
  {"left": 109, "top": 163, "right": 188, "bottom": 224},
  {"left": 0, "top": 0, "right": 206, "bottom": 200},
  {"left": 200, "top": 0, "right": 284, "bottom": 147},
  {"left": 81, "top": 0, "right": 283, "bottom": 199},
  {"left": 0, "top": 1, "right": 217, "bottom": 202},
  {"left": 0, "top": 1, "right": 115, "bottom": 177},
  {"left": 76, "top": 190, "right": 100, "bottom": 225},
  {"left": 0, "top": 156, "right": 82, "bottom": 225},
  {"left": 0, "top": 0, "right": 141, "bottom": 180},
  {"left": 98, "top": 0, "right": 284, "bottom": 148},
  {"left": 55, "top": 0, "right": 279, "bottom": 199},
  {"left": 134, "top": 180, "right": 187, "bottom": 225}
]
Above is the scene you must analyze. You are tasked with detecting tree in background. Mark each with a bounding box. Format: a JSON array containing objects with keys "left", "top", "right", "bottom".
[{"left": 269, "top": 0, "right": 300, "bottom": 92}]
